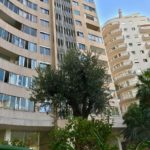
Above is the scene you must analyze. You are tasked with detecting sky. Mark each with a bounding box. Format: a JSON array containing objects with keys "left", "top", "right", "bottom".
[{"left": 94, "top": 0, "right": 150, "bottom": 26}]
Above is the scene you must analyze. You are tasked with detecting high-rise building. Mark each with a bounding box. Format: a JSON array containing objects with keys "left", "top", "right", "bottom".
[
  {"left": 0, "top": 0, "right": 123, "bottom": 149},
  {"left": 103, "top": 11, "right": 150, "bottom": 113},
  {"left": 71, "top": 0, "right": 123, "bottom": 124}
]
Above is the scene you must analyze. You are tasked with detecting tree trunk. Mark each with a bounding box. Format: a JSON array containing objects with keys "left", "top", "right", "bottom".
[{"left": 72, "top": 107, "right": 82, "bottom": 117}]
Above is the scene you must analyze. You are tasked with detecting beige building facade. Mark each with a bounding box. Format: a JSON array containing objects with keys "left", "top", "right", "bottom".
[
  {"left": 103, "top": 12, "right": 150, "bottom": 113},
  {"left": 0, "top": 0, "right": 123, "bottom": 149}
]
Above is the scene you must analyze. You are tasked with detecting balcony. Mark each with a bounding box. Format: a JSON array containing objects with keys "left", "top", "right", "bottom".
[
  {"left": 145, "top": 42, "right": 150, "bottom": 49},
  {"left": 111, "top": 51, "right": 130, "bottom": 65},
  {"left": 114, "top": 71, "right": 135, "bottom": 83},
  {"left": 103, "top": 22, "right": 120, "bottom": 36},
  {"left": 116, "top": 83, "right": 136, "bottom": 95},
  {"left": 108, "top": 44, "right": 127, "bottom": 57},
  {"left": 120, "top": 95, "right": 136, "bottom": 104},
  {"left": 139, "top": 25, "right": 150, "bottom": 33},
  {"left": 106, "top": 36, "right": 124, "bottom": 48},
  {"left": 112, "top": 61, "right": 133, "bottom": 74},
  {"left": 110, "top": 29, "right": 122, "bottom": 37},
  {"left": 142, "top": 34, "right": 150, "bottom": 41},
  {"left": 0, "top": 108, "right": 54, "bottom": 130}
]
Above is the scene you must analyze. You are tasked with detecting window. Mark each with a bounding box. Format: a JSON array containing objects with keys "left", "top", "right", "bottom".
[
  {"left": 129, "top": 43, "right": 133, "bottom": 46},
  {"left": 140, "top": 50, "right": 144, "bottom": 54},
  {"left": 0, "top": 27, "right": 37, "bottom": 52},
  {"left": 73, "top": 1, "right": 78, "bottom": 6},
  {"left": 143, "top": 59, "right": 148, "bottom": 62},
  {"left": 9, "top": 73, "right": 17, "bottom": 85},
  {"left": 40, "top": 0, "right": 48, "bottom": 3},
  {"left": 124, "top": 28, "right": 127, "bottom": 31},
  {"left": 85, "top": 14, "right": 97, "bottom": 21},
  {"left": 0, "top": 0, "right": 37, "bottom": 22},
  {"left": 40, "top": 7, "right": 49, "bottom": 14},
  {"left": 21, "top": 25, "right": 37, "bottom": 36},
  {"left": 40, "top": 46, "right": 50, "bottom": 55},
  {"left": 75, "top": 20, "right": 82, "bottom": 26},
  {"left": 19, "top": 56, "right": 37, "bottom": 69},
  {"left": 19, "top": 56, "right": 25, "bottom": 66},
  {"left": 83, "top": 4, "right": 95, "bottom": 12},
  {"left": 88, "top": 34, "right": 103, "bottom": 43},
  {"left": 31, "top": 59, "right": 37, "bottom": 69},
  {"left": 132, "top": 27, "right": 136, "bottom": 31},
  {"left": 73, "top": 10, "right": 80, "bottom": 15},
  {"left": 17, "top": 0, "right": 37, "bottom": 10},
  {"left": 78, "top": 43, "right": 86, "bottom": 50},
  {"left": 40, "top": 32, "right": 50, "bottom": 40},
  {"left": 40, "top": 19, "right": 49, "bottom": 27},
  {"left": 84, "top": 0, "right": 94, "bottom": 3},
  {"left": 39, "top": 63, "right": 49, "bottom": 69},
  {"left": 0, "top": 69, "right": 4, "bottom": 81},
  {"left": 0, "top": 93, "right": 34, "bottom": 111},
  {"left": 77, "top": 31, "right": 84, "bottom": 37},
  {"left": 126, "top": 35, "right": 130, "bottom": 39},
  {"left": 131, "top": 51, "right": 135, "bottom": 54}
]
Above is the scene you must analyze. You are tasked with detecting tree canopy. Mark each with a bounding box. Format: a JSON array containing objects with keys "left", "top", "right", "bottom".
[
  {"left": 31, "top": 49, "right": 110, "bottom": 118},
  {"left": 49, "top": 118, "right": 118, "bottom": 150},
  {"left": 136, "top": 68, "right": 150, "bottom": 108},
  {"left": 123, "top": 68, "right": 150, "bottom": 149}
]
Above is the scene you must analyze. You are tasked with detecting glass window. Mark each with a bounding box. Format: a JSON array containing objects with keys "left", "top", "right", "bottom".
[
  {"left": 88, "top": 34, "right": 103, "bottom": 43},
  {"left": 73, "top": 1, "right": 78, "bottom": 6},
  {"left": 40, "top": 32, "right": 50, "bottom": 40},
  {"left": 15, "top": 97, "right": 20, "bottom": 110},
  {"left": 40, "top": 19, "right": 49, "bottom": 27},
  {"left": 28, "top": 100, "right": 34, "bottom": 111},
  {"left": 0, "top": 69, "right": 4, "bottom": 81},
  {"left": 0, "top": 93, "right": 3, "bottom": 107},
  {"left": 9, "top": 73, "right": 17, "bottom": 85},
  {"left": 77, "top": 31, "right": 84, "bottom": 37},
  {"left": 10, "top": 96, "right": 16, "bottom": 109},
  {"left": 73, "top": 10, "right": 80, "bottom": 15},
  {"left": 3, "top": 94, "right": 10, "bottom": 108},
  {"left": 40, "top": 7, "right": 49, "bottom": 14},
  {"left": 78, "top": 43, "right": 86, "bottom": 50},
  {"left": 19, "top": 56, "right": 25, "bottom": 66},
  {"left": 28, "top": 42, "right": 37, "bottom": 52},
  {"left": 31, "top": 59, "right": 37, "bottom": 69},
  {"left": 75, "top": 20, "right": 82, "bottom": 26},
  {"left": 40, "top": 46, "right": 50, "bottom": 55},
  {"left": 20, "top": 98, "right": 26, "bottom": 110}
]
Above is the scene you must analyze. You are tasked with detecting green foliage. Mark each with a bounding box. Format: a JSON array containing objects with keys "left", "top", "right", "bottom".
[
  {"left": 31, "top": 49, "right": 110, "bottom": 118},
  {"left": 11, "top": 139, "right": 26, "bottom": 147},
  {"left": 0, "top": 139, "right": 30, "bottom": 149},
  {"left": 136, "top": 68, "right": 150, "bottom": 108},
  {"left": 123, "top": 68, "right": 150, "bottom": 148},
  {"left": 123, "top": 104, "right": 150, "bottom": 143},
  {"left": 49, "top": 118, "right": 118, "bottom": 150}
]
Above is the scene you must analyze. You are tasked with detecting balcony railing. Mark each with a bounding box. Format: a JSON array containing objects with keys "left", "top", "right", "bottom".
[
  {"left": 112, "top": 61, "right": 133, "bottom": 74},
  {"left": 142, "top": 34, "right": 150, "bottom": 41},
  {"left": 139, "top": 25, "right": 150, "bottom": 33},
  {"left": 111, "top": 51, "right": 130, "bottom": 64},
  {"left": 110, "top": 29, "right": 122, "bottom": 36},
  {"left": 114, "top": 71, "right": 135, "bottom": 83},
  {"left": 145, "top": 42, "right": 150, "bottom": 49},
  {"left": 108, "top": 44, "right": 127, "bottom": 56},
  {"left": 0, "top": 108, "right": 54, "bottom": 129}
]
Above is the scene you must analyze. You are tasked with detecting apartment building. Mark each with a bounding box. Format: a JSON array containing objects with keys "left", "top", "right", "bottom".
[
  {"left": 0, "top": 0, "right": 123, "bottom": 149},
  {"left": 103, "top": 11, "right": 150, "bottom": 113},
  {"left": 71, "top": 1, "right": 125, "bottom": 140}
]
